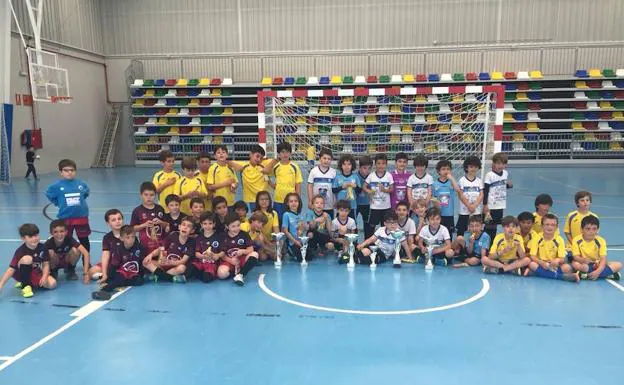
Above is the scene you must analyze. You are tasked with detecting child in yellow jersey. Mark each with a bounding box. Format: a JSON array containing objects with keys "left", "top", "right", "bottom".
[
  {"left": 532, "top": 193, "right": 554, "bottom": 234},
  {"left": 571, "top": 216, "right": 621, "bottom": 281},
  {"left": 207, "top": 145, "right": 239, "bottom": 208},
  {"left": 264, "top": 142, "right": 303, "bottom": 225},
  {"left": 228, "top": 145, "right": 272, "bottom": 211},
  {"left": 517, "top": 211, "right": 539, "bottom": 249},
  {"left": 233, "top": 201, "right": 249, "bottom": 226},
  {"left": 254, "top": 191, "right": 280, "bottom": 241},
  {"left": 152, "top": 150, "right": 180, "bottom": 211},
  {"left": 306, "top": 144, "right": 316, "bottom": 171},
  {"left": 241, "top": 212, "right": 274, "bottom": 261},
  {"left": 195, "top": 151, "right": 213, "bottom": 210},
  {"left": 174, "top": 157, "right": 208, "bottom": 215},
  {"left": 564, "top": 191, "right": 597, "bottom": 257},
  {"left": 526, "top": 214, "right": 579, "bottom": 282},
  {"left": 483, "top": 216, "right": 529, "bottom": 275}
]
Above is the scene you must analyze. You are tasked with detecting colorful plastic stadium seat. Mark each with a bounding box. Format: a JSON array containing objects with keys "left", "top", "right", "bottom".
[
  {"left": 144, "top": 89, "right": 155, "bottom": 97},
  {"left": 602, "top": 69, "right": 615, "bottom": 77},
  {"left": 133, "top": 79, "right": 144, "bottom": 87},
  {"left": 491, "top": 72, "right": 504, "bottom": 80},
  {"left": 176, "top": 79, "right": 188, "bottom": 87},
  {"left": 440, "top": 73, "right": 453, "bottom": 82},
  {"left": 210, "top": 78, "right": 222, "bottom": 86},
  {"left": 616, "top": 80, "right": 624, "bottom": 88},
  {"left": 365, "top": 75, "right": 377, "bottom": 83},
  {"left": 515, "top": 92, "right": 528, "bottom": 101},
  {"left": 319, "top": 76, "right": 330, "bottom": 85},
  {"left": 616, "top": 69, "right": 624, "bottom": 77},
  {"left": 517, "top": 71, "right": 530, "bottom": 80},
  {"left": 527, "top": 123, "right": 539, "bottom": 131},
  {"left": 513, "top": 123, "right": 527, "bottom": 131},
  {"left": 504, "top": 113, "right": 513, "bottom": 122},
  {"left": 478, "top": 72, "right": 490, "bottom": 81},
  {"left": 143, "top": 79, "right": 154, "bottom": 87},
  {"left": 132, "top": 89, "right": 145, "bottom": 97},
  {"left": 414, "top": 74, "right": 426, "bottom": 82},
  {"left": 195, "top": 78, "right": 208, "bottom": 87},
  {"left": 614, "top": 112, "right": 624, "bottom": 120},
  {"left": 188, "top": 79, "right": 199, "bottom": 87},
  {"left": 331, "top": 76, "right": 342, "bottom": 84},
  {"left": 505, "top": 83, "right": 517, "bottom": 91},
  {"left": 465, "top": 72, "right": 478, "bottom": 81},
  {"left": 154, "top": 79, "right": 165, "bottom": 87},
  {"left": 351, "top": 76, "right": 364, "bottom": 84},
  {"left": 504, "top": 72, "right": 517, "bottom": 79},
  {"left": 528, "top": 92, "right": 541, "bottom": 101},
  {"left": 155, "top": 99, "right": 166, "bottom": 107},
  {"left": 273, "top": 77, "right": 283, "bottom": 85},
  {"left": 588, "top": 68, "right": 602, "bottom": 78},
  {"left": 587, "top": 102, "right": 599, "bottom": 110},
  {"left": 428, "top": 73, "right": 440, "bottom": 82},
  {"left": 222, "top": 78, "right": 233, "bottom": 86},
  {"left": 451, "top": 73, "right": 465, "bottom": 81},
  {"left": 281, "top": 77, "right": 294, "bottom": 85},
  {"left": 603, "top": 80, "right": 616, "bottom": 89},
  {"left": 210, "top": 89, "right": 221, "bottom": 96},
  {"left": 307, "top": 77, "right": 319, "bottom": 85},
  {"left": 379, "top": 75, "right": 391, "bottom": 83},
  {"left": 155, "top": 89, "right": 167, "bottom": 97},
  {"left": 390, "top": 75, "right": 402, "bottom": 83},
  {"left": 403, "top": 74, "right": 415, "bottom": 82},
  {"left": 529, "top": 70, "right": 543, "bottom": 79},
  {"left": 575, "top": 70, "right": 589, "bottom": 78}
]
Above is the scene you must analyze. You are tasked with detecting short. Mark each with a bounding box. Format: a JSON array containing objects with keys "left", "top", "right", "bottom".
[
  {"left": 309, "top": 231, "right": 331, "bottom": 249},
  {"left": 357, "top": 204, "right": 371, "bottom": 223},
  {"left": 587, "top": 262, "right": 600, "bottom": 273},
  {"left": 368, "top": 208, "right": 390, "bottom": 228},
  {"left": 355, "top": 248, "right": 388, "bottom": 264},
  {"left": 487, "top": 209, "right": 504, "bottom": 226},
  {"left": 441, "top": 216, "right": 455, "bottom": 235},
  {"left": 191, "top": 259, "right": 218, "bottom": 276},
  {"left": 64, "top": 217, "right": 91, "bottom": 238},
  {"left": 219, "top": 255, "right": 249, "bottom": 273},
  {"left": 50, "top": 253, "right": 73, "bottom": 269},
  {"left": 455, "top": 252, "right": 482, "bottom": 263},
  {"left": 13, "top": 268, "right": 43, "bottom": 288}
]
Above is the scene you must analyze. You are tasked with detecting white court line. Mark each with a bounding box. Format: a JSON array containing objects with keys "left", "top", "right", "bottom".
[
  {"left": 0, "top": 356, "right": 12, "bottom": 361},
  {"left": 606, "top": 279, "right": 624, "bottom": 292},
  {"left": 258, "top": 274, "right": 490, "bottom": 315},
  {"left": 0, "top": 287, "right": 131, "bottom": 372}
]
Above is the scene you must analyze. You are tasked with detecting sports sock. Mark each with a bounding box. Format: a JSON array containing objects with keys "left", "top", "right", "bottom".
[
  {"left": 18, "top": 264, "right": 33, "bottom": 288},
  {"left": 599, "top": 266, "right": 614, "bottom": 279},
  {"left": 239, "top": 258, "right": 257, "bottom": 276}
]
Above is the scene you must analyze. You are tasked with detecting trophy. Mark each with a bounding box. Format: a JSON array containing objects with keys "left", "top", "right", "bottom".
[
  {"left": 390, "top": 230, "right": 405, "bottom": 268},
  {"left": 425, "top": 236, "right": 435, "bottom": 271},
  {"left": 369, "top": 245, "right": 379, "bottom": 271},
  {"left": 299, "top": 236, "right": 309, "bottom": 266},
  {"left": 345, "top": 233, "right": 359, "bottom": 269},
  {"left": 271, "top": 232, "right": 285, "bottom": 268}
]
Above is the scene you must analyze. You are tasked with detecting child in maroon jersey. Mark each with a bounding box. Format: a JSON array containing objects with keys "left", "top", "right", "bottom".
[
  {"left": 212, "top": 196, "right": 229, "bottom": 234},
  {"left": 189, "top": 197, "right": 205, "bottom": 236},
  {"left": 44, "top": 219, "right": 91, "bottom": 284},
  {"left": 131, "top": 182, "right": 166, "bottom": 255},
  {"left": 190, "top": 211, "right": 225, "bottom": 283},
  {"left": 144, "top": 217, "right": 194, "bottom": 283},
  {"left": 0, "top": 224, "right": 57, "bottom": 298},
  {"left": 217, "top": 213, "right": 259, "bottom": 286},
  {"left": 88, "top": 209, "right": 123, "bottom": 281},
  {"left": 91, "top": 225, "right": 145, "bottom": 300},
  {"left": 163, "top": 194, "right": 186, "bottom": 234}
]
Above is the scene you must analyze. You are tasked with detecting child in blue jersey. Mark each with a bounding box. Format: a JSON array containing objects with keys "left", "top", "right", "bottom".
[
  {"left": 432, "top": 159, "right": 458, "bottom": 237},
  {"left": 356, "top": 156, "right": 374, "bottom": 239},
  {"left": 452, "top": 214, "right": 490, "bottom": 267},
  {"left": 281, "top": 192, "right": 307, "bottom": 262},
  {"left": 332, "top": 154, "right": 360, "bottom": 219},
  {"left": 45, "top": 159, "right": 91, "bottom": 253}
]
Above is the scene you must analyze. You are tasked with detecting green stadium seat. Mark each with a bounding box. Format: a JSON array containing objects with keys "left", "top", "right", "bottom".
[
  {"left": 452, "top": 73, "right": 465, "bottom": 81},
  {"left": 188, "top": 79, "right": 199, "bottom": 86}
]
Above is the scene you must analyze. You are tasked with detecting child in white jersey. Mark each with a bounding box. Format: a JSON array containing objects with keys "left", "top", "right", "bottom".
[
  {"left": 456, "top": 156, "right": 484, "bottom": 236},
  {"left": 307, "top": 148, "right": 336, "bottom": 218},
  {"left": 418, "top": 207, "right": 455, "bottom": 266},
  {"left": 332, "top": 200, "right": 358, "bottom": 264},
  {"left": 363, "top": 153, "right": 394, "bottom": 233},
  {"left": 483, "top": 152, "right": 513, "bottom": 242},
  {"left": 356, "top": 212, "right": 409, "bottom": 268}
]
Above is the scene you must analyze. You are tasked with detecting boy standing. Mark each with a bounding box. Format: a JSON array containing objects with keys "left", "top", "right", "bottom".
[
  {"left": 307, "top": 148, "right": 337, "bottom": 217},
  {"left": 46, "top": 159, "right": 91, "bottom": 252},
  {"left": 332, "top": 200, "right": 358, "bottom": 264},
  {"left": 432, "top": 159, "right": 458, "bottom": 236},
  {"left": 483, "top": 152, "right": 512, "bottom": 242},
  {"left": 363, "top": 154, "right": 394, "bottom": 237},
  {"left": 192, "top": 212, "right": 225, "bottom": 282},
  {"left": 407, "top": 155, "right": 433, "bottom": 208},
  {"left": 356, "top": 155, "right": 374, "bottom": 240},
  {"left": 131, "top": 182, "right": 166, "bottom": 255},
  {"left": 196, "top": 151, "right": 213, "bottom": 210},
  {"left": 390, "top": 152, "right": 410, "bottom": 209},
  {"left": 264, "top": 142, "right": 303, "bottom": 223},
  {"left": 332, "top": 154, "right": 360, "bottom": 219},
  {"left": 207, "top": 145, "right": 239, "bottom": 209},
  {"left": 0, "top": 224, "right": 56, "bottom": 298},
  {"left": 25, "top": 147, "right": 39, "bottom": 180},
  {"left": 456, "top": 156, "right": 484, "bottom": 236},
  {"left": 228, "top": 145, "right": 272, "bottom": 211},
  {"left": 152, "top": 150, "right": 180, "bottom": 211},
  {"left": 175, "top": 157, "right": 209, "bottom": 215},
  {"left": 571, "top": 216, "right": 621, "bottom": 280}
]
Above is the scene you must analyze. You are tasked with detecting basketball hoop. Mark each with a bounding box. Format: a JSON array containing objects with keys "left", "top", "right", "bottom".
[{"left": 51, "top": 96, "right": 73, "bottom": 104}]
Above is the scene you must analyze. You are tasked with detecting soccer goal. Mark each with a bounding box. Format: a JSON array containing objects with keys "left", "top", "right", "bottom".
[{"left": 258, "top": 85, "right": 504, "bottom": 179}]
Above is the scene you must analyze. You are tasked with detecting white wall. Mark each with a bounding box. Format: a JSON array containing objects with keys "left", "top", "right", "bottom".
[{"left": 9, "top": 36, "right": 108, "bottom": 175}]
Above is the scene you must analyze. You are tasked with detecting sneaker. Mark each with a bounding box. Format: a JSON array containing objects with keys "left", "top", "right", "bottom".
[
  {"left": 65, "top": 269, "right": 78, "bottom": 281},
  {"left": 510, "top": 268, "right": 522, "bottom": 276},
  {"left": 233, "top": 273, "right": 245, "bottom": 286},
  {"left": 483, "top": 267, "right": 499, "bottom": 274},
  {"left": 91, "top": 291, "right": 112, "bottom": 301},
  {"left": 401, "top": 257, "right": 417, "bottom": 264},
  {"left": 14, "top": 282, "right": 22, "bottom": 289},
  {"left": 607, "top": 272, "right": 621, "bottom": 281},
  {"left": 145, "top": 273, "right": 159, "bottom": 282},
  {"left": 21, "top": 285, "right": 34, "bottom": 298},
  {"left": 415, "top": 255, "right": 422, "bottom": 264},
  {"left": 91, "top": 272, "right": 103, "bottom": 281},
  {"left": 172, "top": 275, "right": 187, "bottom": 283},
  {"left": 579, "top": 272, "right": 588, "bottom": 280},
  {"left": 563, "top": 272, "right": 580, "bottom": 283},
  {"left": 434, "top": 258, "right": 448, "bottom": 267}
]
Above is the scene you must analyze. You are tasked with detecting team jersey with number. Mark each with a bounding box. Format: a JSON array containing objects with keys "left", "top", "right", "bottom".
[
  {"left": 235, "top": 160, "right": 272, "bottom": 203},
  {"left": 398, "top": 217, "right": 417, "bottom": 236},
  {"left": 160, "top": 232, "right": 195, "bottom": 268},
  {"left": 44, "top": 235, "right": 80, "bottom": 257},
  {"left": 195, "top": 170, "right": 213, "bottom": 210},
  {"left": 331, "top": 216, "right": 357, "bottom": 238},
  {"left": 462, "top": 231, "right": 491, "bottom": 256},
  {"left": 333, "top": 172, "right": 361, "bottom": 209},
  {"left": 195, "top": 232, "right": 223, "bottom": 260},
  {"left": 432, "top": 178, "right": 454, "bottom": 217},
  {"left": 10, "top": 243, "right": 49, "bottom": 271},
  {"left": 207, "top": 163, "right": 239, "bottom": 206},
  {"left": 490, "top": 233, "right": 524, "bottom": 262},
  {"left": 390, "top": 170, "right": 410, "bottom": 208},
  {"left": 152, "top": 170, "right": 181, "bottom": 210},
  {"left": 45, "top": 179, "right": 90, "bottom": 219},
  {"left": 219, "top": 231, "right": 252, "bottom": 258},
  {"left": 418, "top": 225, "right": 451, "bottom": 248},
  {"left": 483, "top": 170, "right": 508, "bottom": 210},
  {"left": 530, "top": 234, "right": 566, "bottom": 262},
  {"left": 564, "top": 211, "right": 598, "bottom": 249},
  {"left": 457, "top": 176, "right": 483, "bottom": 215},
  {"left": 131, "top": 204, "right": 166, "bottom": 253},
  {"left": 571, "top": 234, "right": 607, "bottom": 262},
  {"left": 272, "top": 162, "right": 303, "bottom": 205},
  {"left": 374, "top": 227, "right": 406, "bottom": 257},
  {"left": 407, "top": 173, "right": 433, "bottom": 201},
  {"left": 110, "top": 240, "right": 143, "bottom": 279},
  {"left": 308, "top": 166, "right": 337, "bottom": 210},
  {"left": 366, "top": 171, "right": 394, "bottom": 210}
]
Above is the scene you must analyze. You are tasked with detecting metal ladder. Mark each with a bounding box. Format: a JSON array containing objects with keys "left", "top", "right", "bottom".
[{"left": 92, "top": 104, "right": 122, "bottom": 168}]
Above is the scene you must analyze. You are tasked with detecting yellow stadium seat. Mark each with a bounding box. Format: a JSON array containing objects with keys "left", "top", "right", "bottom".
[
  {"left": 599, "top": 101, "right": 613, "bottom": 109},
  {"left": 223, "top": 108, "right": 233, "bottom": 115},
  {"left": 529, "top": 70, "right": 543, "bottom": 79},
  {"left": 452, "top": 115, "right": 462, "bottom": 123},
  {"left": 516, "top": 93, "right": 528, "bottom": 101},
  {"left": 513, "top": 133, "right": 525, "bottom": 142},
  {"left": 425, "top": 144, "right": 437, "bottom": 153},
  {"left": 211, "top": 89, "right": 222, "bottom": 96},
  {"left": 438, "top": 125, "right": 450, "bottom": 132},
  {"left": 144, "top": 89, "right": 155, "bottom": 97},
  {"left": 343, "top": 97, "right": 353, "bottom": 105},
  {"left": 426, "top": 115, "right": 437, "bottom": 123},
  {"left": 261, "top": 77, "right": 272, "bottom": 85},
  {"left": 571, "top": 122, "right": 584, "bottom": 130},
  {"left": 169, "top": 127, "right": 180, "bottom": 134},
  {"left": 575, "top": 81, "right": 588, "bottom": 89},
  {"left": 504, "top": 113, "right": 513, "bottom": 121},
  {"left": 158, "top": 117, "right": 167, "bottom": 125},
  {"left": 401, "top": 125, "right": 412, "bottom": 132},
  {"left": 415, "top": 95, "right": 426, "bottom": 102},
  {"left": 390, "top": 105, "right": 401, "bottom": 113},
  {"left": 610, "top": 142, "right": 622, "bottom": 150},
  {"left": 191, "top": 127, "right": 201, "bottom": 134},
  {"left": 355, "top": 126, "right": 365, "bottom": 134},
  {"left": 366, "top": 115, "right": 377, "bottom": 123},
  {"left": 527, "top": 123, "right": 539, "bottom": 131},
  {"left": 588, "top": 68, "right": 602, "bottom": 78},
  {"left": 177, "top": 79, "right": 188, "bottom": 86},
  {"left": 213, "top": 136, "right": 223, "bottom": 144},
  {"left": 368, "top": 144, "right": 377, "bottom": 153},
  {"left": 132, "top": 99, "right": 144, "bottom": 107},
  {"left": 614, "top": 112, "right": 624, "bottom": 120},
  {"left": 307, "top": 126, "right": 318, "bottom": 133},
  {"left": 491, "top": 72, "right": 504, "bottom": 80},
  {"left": 319, "top": 107, "right": 330, "bottom": 115},
  {"left": 296, "top": 117, "right": 306, "bottom": 124},
  {"left": 296, "top": 97, "right": 306, "bottom": 105},
  {"left": 167, "top": 109, "right": 178, "bottom": 115},
  {"left": 330, "top": 76, "right": 342, "bottom": 84},
  {"left": 452, "top": 95, "right": 464, "bottom": 102},
  {"left": 403, "top": 74, "right": 415, "bottom": 82},
  {"left": 189, "top": 99, "right": 199, "bottom": 106},
  {"left": 199, "top": 78, "right": 210, "bottom": 86}
]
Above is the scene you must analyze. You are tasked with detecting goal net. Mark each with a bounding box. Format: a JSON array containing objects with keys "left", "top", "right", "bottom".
[
  {"left": 258, "top": 86, "right": 504, "bottom": 179},
  {"left": 0, "top": 105, "right": 10, "bottom": 184}
]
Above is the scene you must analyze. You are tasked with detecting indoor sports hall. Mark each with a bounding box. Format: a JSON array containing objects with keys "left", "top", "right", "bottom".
[{"left": 0, "top": 1, "right": 623, "bottom": 385}]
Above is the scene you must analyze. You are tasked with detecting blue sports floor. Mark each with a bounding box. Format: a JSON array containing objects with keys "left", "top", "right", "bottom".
[{"left": 1, "top": 165, "right": 623, "bottom": 385}]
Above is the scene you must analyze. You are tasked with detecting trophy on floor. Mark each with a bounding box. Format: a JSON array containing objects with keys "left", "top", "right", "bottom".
[
  {"left": 345, "top": 233, "right": 359, "bottom": 269},
  {"left": 390, "top": 230, "right": 405, "bottom": 268},
  {"left": 272, "top": 232, "right": 285, "bottom": 269},
  {"left": 424, "top": 236, "right": 435, "bottom": 271},
  {"left": 369, "top": 245, "right": 379, "bottom": 271},
  {"left": 297, "top": 221, "right": 309, "bottom": 266}
]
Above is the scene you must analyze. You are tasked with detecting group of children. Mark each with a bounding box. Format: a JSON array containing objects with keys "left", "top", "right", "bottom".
[{"left": 0, "top": 146, "right": 621, "bottom": 300}]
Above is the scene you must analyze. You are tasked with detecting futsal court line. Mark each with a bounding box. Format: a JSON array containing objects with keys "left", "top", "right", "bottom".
[
  {"left": 0, "top": 287, "right": 131, "bottom": 372},
  {"left": 0, "top": 357, "right": 12, "bottom": 361},
  {"left": 258, "top": 274, "right": 490, "bottom": 315},
  {"left": 606, "top": 280, "right": 624, "bottom": 293}
]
